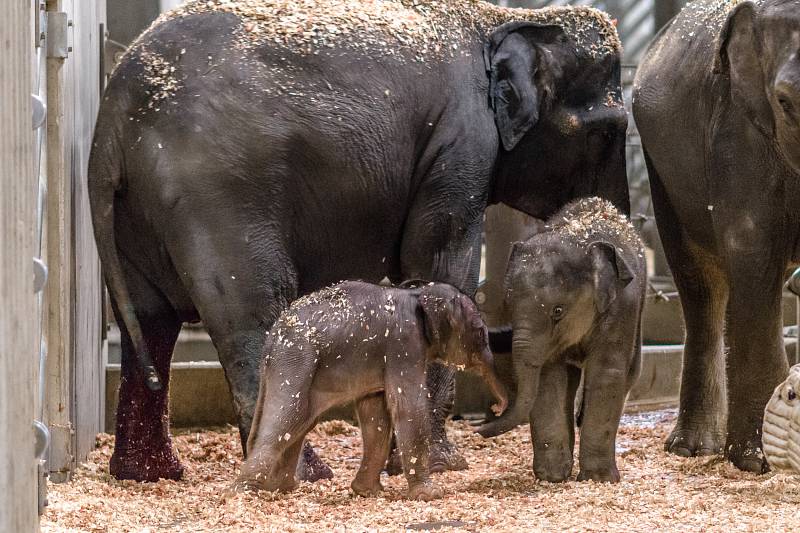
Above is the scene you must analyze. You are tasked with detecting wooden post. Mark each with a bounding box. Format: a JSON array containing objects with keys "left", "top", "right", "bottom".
[
  {"left": 44, "top": 0, "right": 106, "bottom": 483},
  {"left": 0, "top": 0, "right": 39, "bottom": 530}
]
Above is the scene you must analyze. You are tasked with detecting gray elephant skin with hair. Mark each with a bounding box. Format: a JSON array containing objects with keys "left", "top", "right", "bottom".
[
  {"left": 232, "top": 281, "right": 507, "bottom": 500},
  {"left": 478, "top": 197, "right": 646, "bottom": 483},
  {"left": 633, "top": 0, "right": 800, "bottom": 472},
  {"left": 88, "top": 0, "right": 630, "bottom": 482}
]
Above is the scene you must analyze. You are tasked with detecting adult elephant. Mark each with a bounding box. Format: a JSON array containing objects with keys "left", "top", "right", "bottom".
[
  {"left": 89, "top": 0, "right": 629, "bottom": 482},
  {"left": 633, "top": 0, "right": 799, "bottom": 472}
]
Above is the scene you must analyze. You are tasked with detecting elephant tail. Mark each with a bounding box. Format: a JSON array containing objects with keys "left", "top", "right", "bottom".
[{"left": 87, "top": 123, "right": 163, "bottom": 391}]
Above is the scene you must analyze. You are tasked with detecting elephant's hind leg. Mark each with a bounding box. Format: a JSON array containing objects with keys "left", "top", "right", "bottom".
[
  {"left": 724, "top": 254, "right": 789, "bottom": 473},
  {"left": 109, "top": 259, "right": 183, "bottom": 482},
  {"left": 352, "top": 393, "right": 392, "bottom": 497}
]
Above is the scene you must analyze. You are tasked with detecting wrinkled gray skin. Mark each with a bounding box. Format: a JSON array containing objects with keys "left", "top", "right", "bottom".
[
  {"left": 88, "top": 2, "right": 629, "bottom": 483},
  {"left": 633, "top": 0, "right": 800, "bottom": 472},
  {"left": 477, "top": 200, "right": 645, "bottom": 482},
  {"left": 233, "top": 281, "right": 507, "bottom": 500}
]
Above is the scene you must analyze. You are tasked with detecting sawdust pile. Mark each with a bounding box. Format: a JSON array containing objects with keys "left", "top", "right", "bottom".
[{"left": 42, "top": 411, "right": 800, "bottom": 531}]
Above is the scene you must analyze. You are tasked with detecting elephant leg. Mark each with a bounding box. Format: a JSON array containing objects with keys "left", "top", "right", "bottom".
[
  {"left": 648, "top": 160, "right": 729, "bottom": 458},
  {"left": 576, "top": 352, "right": 630, "bottom": 483},
  {"left": 385, "top": 364, "right": 443, "bottom": 500},
  {"left": 725, "top": 258, "right": 789, "bottom": 473},
  {"left": 427, "top": 362, "right": 466, "bottom": 472},
  {"left": 400, "top": 197, "right": 486, "bottom": 472},
  {"left": 237, "top": 384, "right": 321, "bottom": 492},
  {"left": 530, "top": 362, "right": 580, "bottom": 482},
  {"left": 352, "top": 393, "right": 392, "bottom": 497},
  {"left": 169, "top": 228, "right": 333, "bottom": 482},
  {"left": 109, "top": 258, "right": 183, "bottom": 482}
]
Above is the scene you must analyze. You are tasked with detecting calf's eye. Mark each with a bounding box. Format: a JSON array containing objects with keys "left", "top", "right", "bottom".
[
  {"left": 551, "top": 305, "right": 565, "bottom": 321},
  {"left": 788, "top": 389, "right": 797, "bottom": 401}
]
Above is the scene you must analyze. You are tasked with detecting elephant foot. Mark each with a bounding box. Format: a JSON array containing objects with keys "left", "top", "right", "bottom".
[
  {"left": 385, "top": 441, "right": 467, "bottom": 476},
  {"left": 664, "top": 418, "right": 725, "bottom": 457},
  {"left": 533, "top": 453, "right": 573, "bottom": 483},
  {"left": 726, "top": 439, "right": 769, "bottom": 474},
  {"left": 350, "top": 477, "right": 384, "bottom": 497},
  {"left": 295, "top": 441, "right": 334, "bottom": 482},
  {"left": 429, "top": 441, "right": 468, "bottom": 473},
  {"left": 109, "top": 445, "right": 184, "bottom": 482},
  {"left": 230, "top": 474, "right": 298, "bottom": 494},
  {"left": 577, "top": 465, "right": 620, "bottom": 483},
  {"left": 407, "top": 482, "right": 443, "bottom": 501}
]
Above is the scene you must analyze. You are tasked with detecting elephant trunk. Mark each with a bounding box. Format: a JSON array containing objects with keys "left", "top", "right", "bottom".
[
  {"left": 477, "top": 347, "right": 508, "bottom": 416},
  {"left": 476, "top": 335, "right": 541, "bottom": 438}
]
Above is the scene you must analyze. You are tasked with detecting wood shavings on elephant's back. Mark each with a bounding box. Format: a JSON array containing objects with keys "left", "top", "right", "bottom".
[
  {"left": 137, "top": 0, "right": 620, "bottom": 61},
  {"left": 668, "top": 0, "right": 765, "bottom": 42},
  {"left": 548, "top": 197, "right": 644, "bottom": 255}
]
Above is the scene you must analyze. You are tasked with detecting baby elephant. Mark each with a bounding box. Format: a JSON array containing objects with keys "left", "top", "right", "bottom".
[
  {"left": 233, "top": 281, "right": 507, "bottom": 500},
  {"left": 477, "top": 197, "right": 646, "bottom": 483}
]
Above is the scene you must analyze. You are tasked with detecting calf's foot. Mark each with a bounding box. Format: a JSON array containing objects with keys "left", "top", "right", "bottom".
[
  {"left": 407, "top": 481, "right": 443, "bottom": 501},
  {"left": 295, "top": 441, "right": 334, "bottom": 482},
  {"left": 109, "top": 445, "right": 184, "bottom": 482},
  {"left": 351, "top": 477, "right": 384, "bottom": 497},
  {"left": 533, "top": 450, "right": 573, "bottom": 483},
  {"left": 577, "top": 464, "right": 620, "bottom": 483}
]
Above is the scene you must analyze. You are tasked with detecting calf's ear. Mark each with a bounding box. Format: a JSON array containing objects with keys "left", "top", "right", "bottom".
[
  {"left": 591, "top": 241, "right": 634, "bottom": 313},
  {"left": 417, "top": 288, "right": 453, "bottom": 351}
]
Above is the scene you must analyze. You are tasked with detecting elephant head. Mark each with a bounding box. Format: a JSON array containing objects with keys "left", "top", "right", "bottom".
[
  {"left": 417, "top": 283, "right": 508, "bottom": 415},
  {"left": 477, "top": 237, "right": 634, "bottom": 437},
  {"left": 485, "top": 14, "right": 630, "bottom": 218},
  {"left": 715, "top": 0, "right": 800, "bottom": 173}
]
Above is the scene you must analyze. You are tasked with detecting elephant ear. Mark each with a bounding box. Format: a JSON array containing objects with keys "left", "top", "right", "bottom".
[
  {"left": 484, "top": 22, "right": 566, "bottom": 151},
  {"left": 714, "top": 1, "right": 773, "bottom": 135},
  {"left": 503, "top": 241, "right": 527, "bottom": 300},
  {"left": 418, "top": 286, "right": 454, "bottom": 353},
  {"left": 591, "top": 241, "right": 635, "bottom": 313}
]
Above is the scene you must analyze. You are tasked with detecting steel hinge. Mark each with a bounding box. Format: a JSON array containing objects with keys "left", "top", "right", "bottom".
[{"left": 46, "top": 12, "right": 71, "bottom": 59}]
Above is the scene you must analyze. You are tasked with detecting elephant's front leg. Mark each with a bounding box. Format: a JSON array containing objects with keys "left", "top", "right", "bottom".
[
  {"left": 530, "top": 362, "right": 581, "bottom": 482},
  {"left": 386, "top": 364, "right": 444, "bottom": 500},
  {"left": 577, "top": 350, "right": 633, "bottom": 483},
  {"left": 725, "top": 256, "right": 789, "bottom": 472},
  {"left": 401, "top": 208, "right": 484, "bottom": 472}
]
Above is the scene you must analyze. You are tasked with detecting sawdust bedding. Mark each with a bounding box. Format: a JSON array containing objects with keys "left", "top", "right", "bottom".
[{"left": 42, "top": 409, "right": 800, "bottom": 532}]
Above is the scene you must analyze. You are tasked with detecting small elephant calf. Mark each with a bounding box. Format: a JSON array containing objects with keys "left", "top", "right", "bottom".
[
  {"left": 478, "top": 197, "right": 646, "bottom": 483},
  {"left": 233, "top": 281, "right": 507, "bottom": 500}
]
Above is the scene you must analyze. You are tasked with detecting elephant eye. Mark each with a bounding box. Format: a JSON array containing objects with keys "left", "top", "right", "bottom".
[
  {"left": 551, "top": 305, "right": 565, "bottom": 321},
  {"left": 789, "top": 389, "right": 797, "bottom": 401}
]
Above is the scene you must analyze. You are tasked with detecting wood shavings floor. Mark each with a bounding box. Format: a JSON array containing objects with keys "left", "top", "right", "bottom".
[{"left": 42, "top": 410, "right": 800, "bottom": 532}]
